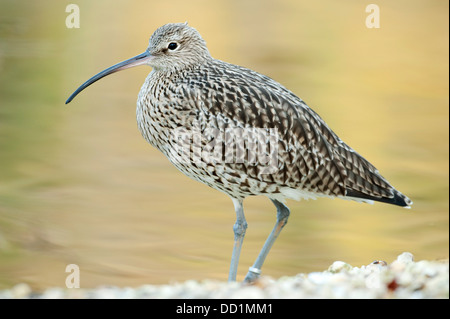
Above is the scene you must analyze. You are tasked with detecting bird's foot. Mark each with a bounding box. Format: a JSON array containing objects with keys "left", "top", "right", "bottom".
[{"left": 243, "top": 267, "right": 261, "bottom": 283}]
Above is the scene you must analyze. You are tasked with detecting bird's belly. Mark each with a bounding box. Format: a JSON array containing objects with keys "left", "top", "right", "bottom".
[
  {"left": 168, "top": 160, "right": 260, "bottom": 199},
  {"left": 137, "top": 100, "right": 300, "bottom": 199}
]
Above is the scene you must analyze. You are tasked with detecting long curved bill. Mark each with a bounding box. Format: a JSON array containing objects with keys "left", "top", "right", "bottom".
[{"left": 65, "top": 51, "right": 152, "bottom": 104}]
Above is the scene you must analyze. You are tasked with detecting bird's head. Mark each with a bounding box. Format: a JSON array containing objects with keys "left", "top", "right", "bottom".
[
  {"left": 147, "top": 22, "right": 211, "bottom": 71},
  {"left": 66, "top": 22, "right": 211, "bottom": 104}
]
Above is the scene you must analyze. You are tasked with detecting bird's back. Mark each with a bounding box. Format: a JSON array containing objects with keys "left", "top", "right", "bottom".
[{"left": 137, "top": 58, "right": 412, "bottom": 207}]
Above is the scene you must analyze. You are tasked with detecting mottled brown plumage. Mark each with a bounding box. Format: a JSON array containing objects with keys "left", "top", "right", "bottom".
[
  {"left": 66, "top": 22, "right": 412, "bottom": 282},
  {"left": 135, "top": 23, "right": 410, "bottom": 207}
]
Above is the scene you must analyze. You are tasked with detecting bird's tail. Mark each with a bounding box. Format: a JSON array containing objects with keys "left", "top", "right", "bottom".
[{"left": 345, "top": 188, "right": 413, "bottom": 208}]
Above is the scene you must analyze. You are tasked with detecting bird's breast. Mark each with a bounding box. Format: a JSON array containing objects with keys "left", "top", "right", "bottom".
[{"left": 136, "top": 72, "right": 197, "bottom": 153}]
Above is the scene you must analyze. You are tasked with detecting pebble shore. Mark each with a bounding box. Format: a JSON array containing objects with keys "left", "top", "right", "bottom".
[{"left": 2, "top": 253, "right": 448, "bottom": 299}]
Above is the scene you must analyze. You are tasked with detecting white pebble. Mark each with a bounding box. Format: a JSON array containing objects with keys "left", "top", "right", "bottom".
[
  {"left": 328, "top": 261, "right": 352, "bottom": 273},
  {"left": 230, "top": 286, "right": 265, "bottom": 298},
  {"left": 396, "top": 252, "right": 414, "bottom": 263},
  {"left": 41, "top": 287, "right": 65, "bottom": 299},
  {"left": 11, "top": 283, "right": 32, "bottom": 299}
]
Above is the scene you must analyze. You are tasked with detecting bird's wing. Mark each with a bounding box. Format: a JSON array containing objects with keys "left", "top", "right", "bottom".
[{"left": 179, "top": 61, "right": 410, "bottom": 205}]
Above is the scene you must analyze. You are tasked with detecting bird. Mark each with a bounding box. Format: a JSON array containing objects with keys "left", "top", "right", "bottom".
[{"left": 66, "top": 22, "right": 412, "bottom": 283}]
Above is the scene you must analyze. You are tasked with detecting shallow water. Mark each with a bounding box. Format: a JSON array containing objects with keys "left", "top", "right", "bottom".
[{"left": 0, "top": 0, "right": 448, "bottom": 290}]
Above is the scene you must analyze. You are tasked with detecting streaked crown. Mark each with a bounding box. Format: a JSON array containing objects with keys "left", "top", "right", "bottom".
[{"left": 146, "top": 22, "right": 212, "bottom": 71}]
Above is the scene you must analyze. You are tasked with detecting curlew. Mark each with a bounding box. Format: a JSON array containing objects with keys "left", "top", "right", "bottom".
[{"left": 66, "top": 23, "right": 412, "bottom": 282}]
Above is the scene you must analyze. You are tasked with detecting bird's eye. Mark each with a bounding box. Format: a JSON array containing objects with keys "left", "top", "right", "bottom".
[{"left": 168, "top": 42, "right": 178, "bottom": 50}]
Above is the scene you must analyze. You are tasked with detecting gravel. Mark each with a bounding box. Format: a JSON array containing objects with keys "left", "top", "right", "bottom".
[{"left": 1, "top": 252, "right": 448, "bottom": 299}]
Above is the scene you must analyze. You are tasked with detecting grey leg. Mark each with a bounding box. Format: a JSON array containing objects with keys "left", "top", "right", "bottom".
[
  {"left": 228, "top": 198, "right": 248, "bottom": 282},
  {"left": 244, "top": 199, "right": 290, "bottom": 283}
]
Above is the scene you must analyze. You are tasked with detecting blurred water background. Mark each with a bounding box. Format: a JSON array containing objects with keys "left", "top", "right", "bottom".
[{"left": 0, "top": 0, "right": 448, "bottom": 290}]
